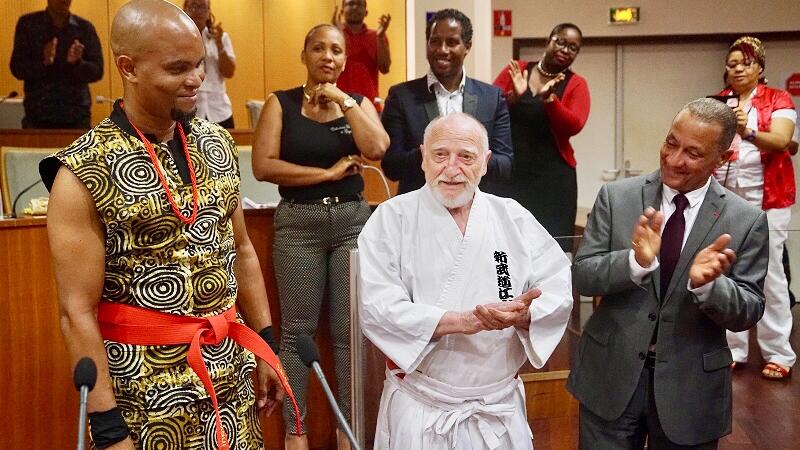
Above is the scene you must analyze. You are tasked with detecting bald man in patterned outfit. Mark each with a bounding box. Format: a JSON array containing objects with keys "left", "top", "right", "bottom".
[{"left": 39, "top": 1, "right": 296, "bottom": 448}]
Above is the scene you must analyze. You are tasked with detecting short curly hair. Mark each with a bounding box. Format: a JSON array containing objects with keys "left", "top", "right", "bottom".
[{"left": 425, "top": 9, "right": 472, "bottom": 46}]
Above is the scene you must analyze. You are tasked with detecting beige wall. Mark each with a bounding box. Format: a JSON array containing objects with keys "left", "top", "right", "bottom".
[
  {"left": 0, "top": 0, "right": 407, "bottom": 128},
  {"left": 491, "top": 0, "right": 800, "bottom": 83}
]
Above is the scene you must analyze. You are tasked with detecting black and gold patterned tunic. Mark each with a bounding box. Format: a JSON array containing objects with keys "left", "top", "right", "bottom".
[{"left": 40, "top": 103, "right": 263, "bottom": 449}]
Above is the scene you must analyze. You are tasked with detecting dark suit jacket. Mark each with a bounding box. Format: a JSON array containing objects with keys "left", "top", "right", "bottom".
[
  {"left": 380, "top": 75, "right": 513, "bottom": 194},
  {"left": 567, "top": 171, "right": 768, "bottom": 446}
]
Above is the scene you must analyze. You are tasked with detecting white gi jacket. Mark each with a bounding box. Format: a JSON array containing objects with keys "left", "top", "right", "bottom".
[{"left": 358, "top": 186, "right": 573, "bottom": 449}]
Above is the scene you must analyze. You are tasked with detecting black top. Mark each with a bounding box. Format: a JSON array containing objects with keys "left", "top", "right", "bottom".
[
  {"left": 9, "top": 10, "right": 103, "bottom": 127},
  {"left": 275, "top": 87, "right": 364, "bottom": 200},
  {"left": 508, "top": 62, "right": 573, "bottom": 173},
  {"left": 500, "top": 62, "right": 577, "bottom": 251}
]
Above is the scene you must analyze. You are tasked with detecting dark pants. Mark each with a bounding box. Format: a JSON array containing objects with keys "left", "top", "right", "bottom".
[{"left": 579, "top": 365, "right": 719, "bottom": 450}]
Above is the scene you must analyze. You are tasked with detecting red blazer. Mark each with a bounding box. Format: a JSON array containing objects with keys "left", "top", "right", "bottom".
[
  {"left": 493, "top": 60, "right": 591, "bottom": 168},
  {"left": 719, "top": 84, "right": 796, "bottom": 209}
]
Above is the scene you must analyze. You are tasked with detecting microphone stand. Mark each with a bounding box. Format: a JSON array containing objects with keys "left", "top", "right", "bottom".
[
  {"left": 297, "top": 335, "right": 361, "bottom": 450},
  {"left": 77, "top": 384, "right": 89, "bottom": 450},
  {"left": 309, "top": 360, "right": 362, "bottom": 450},
  {"left": 10, "top": 179, "right": 44, "bottom": 218}
]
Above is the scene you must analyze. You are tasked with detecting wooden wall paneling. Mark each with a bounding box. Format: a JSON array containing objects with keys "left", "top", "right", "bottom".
[
  {"left": 2, "top": 0, "right": 407, "bottom": 130},
  {"left": 207, "top": 0, "right": 266, "bottom": 128},
  {"left": 262, "top": 0, "right": 406, "bottom": 101},
  {"left": 69, "top": 0, "right": 113, "bottom": 125},
  {"left": 0, "top": 1, "right": 41, "bottom": 109},
  {"left": 0, "top": 218, "right": 76, "bottom": 450}
]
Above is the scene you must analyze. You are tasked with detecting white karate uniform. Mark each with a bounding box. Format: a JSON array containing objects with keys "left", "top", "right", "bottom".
[{"left": 358, "top": 186, "right": 573, "bottom": 450}]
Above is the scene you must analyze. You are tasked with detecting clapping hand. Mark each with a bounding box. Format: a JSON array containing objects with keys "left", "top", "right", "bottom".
[
  {"left": 208, "top": 21, "right": 225, "bottom": 47},
  {"left": 733, "top": 106, "right": 749, "bottom": 137},
  {"left": 631, "top": 207, "right": 664, "bottom": 268},
  {"left": 689, "top": 234, "right": 736, "bottom": 288},
  {"left": 537, "top": 73, "right": 566, "bottom": 100},
  {"left": 377, "top": 14, "right": 391, "bottom": 36},
  {"left": 43, "top": 37, "right": 57, "bottom": 66},
  {"left": 66, "top": 39, "right": 84, "bottom": 64},
  {"left": 507, "top": 60, "right": 529, "bottom": 98},
  {"left": 332, "top": 4, "right": 345, "bottom": 28},
  {"left": 473, "top": 288, "right": 541, "bottom": 331}
]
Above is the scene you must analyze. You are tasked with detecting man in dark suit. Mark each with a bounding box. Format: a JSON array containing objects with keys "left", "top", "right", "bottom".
[
  {"left": 380, "top": 8, "right": 512, "bottom": 195},
  {"left": 568, "top": 98, "right": 769, "bottom": 449}
]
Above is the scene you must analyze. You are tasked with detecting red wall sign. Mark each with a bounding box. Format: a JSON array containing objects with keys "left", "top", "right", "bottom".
[
  {"left": 786, "top": 73, "right": 800, "bottom": 97},
  {"left": 494, "top": 10, "right": 512, "bottom": 37}
]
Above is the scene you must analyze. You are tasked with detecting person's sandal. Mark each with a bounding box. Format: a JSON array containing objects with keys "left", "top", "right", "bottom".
[{"left": 761, "top": 362, "right": 791, "bottom": 379}]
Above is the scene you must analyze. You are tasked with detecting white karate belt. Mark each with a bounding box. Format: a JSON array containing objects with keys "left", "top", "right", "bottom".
[{"left": 385, "top": 368, "right": 530, "bottom": 449}]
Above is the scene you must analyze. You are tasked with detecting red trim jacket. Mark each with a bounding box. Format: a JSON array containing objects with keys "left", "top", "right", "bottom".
[
  {"left": 493, "top": 60, "right": 591, "bottom": 168},
  {"left": 719, "top": 84, "right": 796, "bottom": 209}
]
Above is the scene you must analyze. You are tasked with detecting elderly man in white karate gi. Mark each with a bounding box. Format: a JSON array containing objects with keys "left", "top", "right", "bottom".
[{"left": 357, "top": 112, "right": 573, "bottom": 450}]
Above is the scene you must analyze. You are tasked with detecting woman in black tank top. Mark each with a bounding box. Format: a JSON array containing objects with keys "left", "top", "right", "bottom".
[{"left": 251, "top": 24, "right": 388, "bottom": 450}]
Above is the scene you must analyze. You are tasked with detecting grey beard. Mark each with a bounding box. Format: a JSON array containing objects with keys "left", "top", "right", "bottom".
[
  {"left": 429, "top": 182, "right": 478, "bottom": 209},
  {"left": 170, "top": 107, "right": 197, "bottom": 122}
]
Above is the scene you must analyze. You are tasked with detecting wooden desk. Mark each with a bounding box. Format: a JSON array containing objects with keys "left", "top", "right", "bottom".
[
  {"left": 0, "top": 211, "right": 343, "bottom": 450},
  {"left": 0, "top": 216, "right": 73, "bottom": 449}
]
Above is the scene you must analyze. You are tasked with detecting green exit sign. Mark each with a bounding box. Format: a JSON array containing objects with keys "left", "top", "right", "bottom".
[{"left": 609, "top": 7, "right": 640, "bottom": 24}]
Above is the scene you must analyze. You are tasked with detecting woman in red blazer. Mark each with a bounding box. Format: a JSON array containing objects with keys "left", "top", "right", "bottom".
[
  {"left": 716, "top": 36, "right": 797, "bottom": 380},
  {"left": 493, "top": 23, "right": 590, "bottom": 253}
]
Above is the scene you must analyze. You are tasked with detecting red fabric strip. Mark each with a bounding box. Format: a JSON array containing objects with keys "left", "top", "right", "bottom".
[{"left": 97, "top": 301, "right": 302, "bottom": 448}]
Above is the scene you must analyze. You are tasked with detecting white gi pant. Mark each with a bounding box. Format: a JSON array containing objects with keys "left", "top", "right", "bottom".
[
  {"left": 374, "top": 369, "right": 534, "bottom": 450},
  {"left": 726, "top": 186, "right": 796, "bottom": 367}
]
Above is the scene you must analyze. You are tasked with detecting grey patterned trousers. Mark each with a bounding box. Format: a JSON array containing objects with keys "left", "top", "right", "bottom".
[{"left": 272, "top": 199, "right": 371, "bottom": 434}]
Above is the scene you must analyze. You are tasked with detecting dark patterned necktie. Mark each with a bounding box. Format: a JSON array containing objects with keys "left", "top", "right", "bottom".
[{"left": 660, "top": 194, "right": 689, "bottom": 297}]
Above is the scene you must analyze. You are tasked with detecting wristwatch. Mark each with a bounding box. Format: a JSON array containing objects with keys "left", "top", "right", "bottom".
[
  {"left": 341, "top": 96, "right": 357, "bottom": 112},
  {"left": 744, "top": 128, "right": 757, "bottom": 142}
]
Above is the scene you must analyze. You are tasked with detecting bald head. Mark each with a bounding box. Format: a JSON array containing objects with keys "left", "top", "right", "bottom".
[
  {"left": 112, "top": 0, "right": 200, "bottom": 58},
  {"left": 111, "top": 0, "right": 206, "bottom": 126},
  {"left": 423, "top": 112, "right": 489, "bottom": 155}
]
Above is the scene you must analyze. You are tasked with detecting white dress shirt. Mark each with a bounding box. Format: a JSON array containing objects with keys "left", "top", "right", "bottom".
[
  {"left": 426, "top": 69, "right": 466, "bottom": 116},
  {"left": 629, "top": 176, "right": 715, "bottom": 297}
]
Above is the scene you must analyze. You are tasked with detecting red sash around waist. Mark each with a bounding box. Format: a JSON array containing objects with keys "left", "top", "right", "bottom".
[{"left": 97, "top": 301, "right": 302, "bottom": 449}]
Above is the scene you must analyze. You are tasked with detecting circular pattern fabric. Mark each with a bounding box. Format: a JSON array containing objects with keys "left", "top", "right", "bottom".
[{"left": 56, "top": 118, "right": 258, "bottom": 449}]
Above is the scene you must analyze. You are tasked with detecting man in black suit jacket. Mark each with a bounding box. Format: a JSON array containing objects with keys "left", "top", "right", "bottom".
[
  {"left": 381, "top": 8, "right": 512, "bottom": 195},
  {"left": 568, "top": 98, "right": 768, "bottom": 449}
]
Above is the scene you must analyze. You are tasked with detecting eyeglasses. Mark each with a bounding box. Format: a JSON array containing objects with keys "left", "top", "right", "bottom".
[
  {"left": 725, "top": 60, "right": 758, "bottom": 70},
  {"left": 551, "top": 37, "right": 580, "bottom": 54}
]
